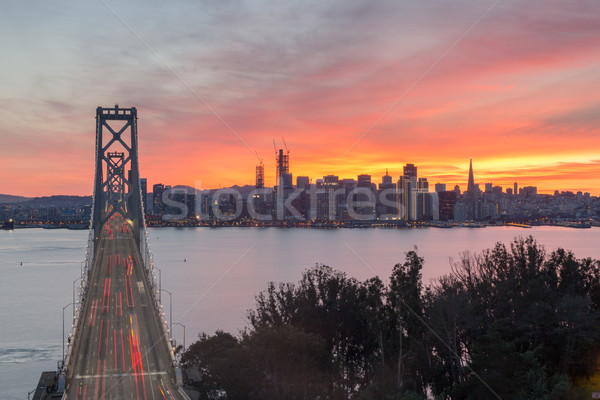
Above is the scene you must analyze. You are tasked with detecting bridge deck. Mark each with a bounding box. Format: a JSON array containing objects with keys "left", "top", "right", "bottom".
[{"left": 66, "top": 214, "right": 183, "bottom": 399}]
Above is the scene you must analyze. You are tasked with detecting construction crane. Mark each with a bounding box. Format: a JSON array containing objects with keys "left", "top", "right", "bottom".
[{"left": 282, "top": 137, "right": 289, "bottom": 155}]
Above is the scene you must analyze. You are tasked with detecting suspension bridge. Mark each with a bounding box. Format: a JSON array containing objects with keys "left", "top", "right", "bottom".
[{"left": 36, "top": 106, "right": 188, "bottom": 399}]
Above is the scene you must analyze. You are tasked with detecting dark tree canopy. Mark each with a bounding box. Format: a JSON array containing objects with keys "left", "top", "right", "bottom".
[{"left": 182, "top": 236, "right": 600, "bottom": 400}]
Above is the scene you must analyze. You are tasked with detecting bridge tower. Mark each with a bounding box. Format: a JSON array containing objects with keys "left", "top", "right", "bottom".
[{"left": 93, "top": 105, "right": 145, "bottom": 248}]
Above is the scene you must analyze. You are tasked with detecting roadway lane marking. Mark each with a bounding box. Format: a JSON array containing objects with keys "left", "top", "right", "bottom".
[
  {"left": 102, "top": 277, "right": 108, "bottom": 312},
  {"left": 105, "top": 318, "right": 110, "bottom": 358},
  {"left": 101, "top": 359, "right": 107, "bottom": 400},
  {"left": 107, "top": 277, "right": 111, "bottom": 311},
  {"left": 121, "top": 328, "right": 126, "bottom": 373},
  {"left": 94, "top": 358, "right": 101, "bottom": 400},
  {"left": 98, "top": 319, "right": 103, "bottom": 357},
  {"left": 114, "top": 329, "right": 117, "bottom": 371},
  {"left": 146, "top": 350, "right": 157, "bottom": 400},
  {"left": 92, "top": 298, "right": 98, "bottom": 326}
]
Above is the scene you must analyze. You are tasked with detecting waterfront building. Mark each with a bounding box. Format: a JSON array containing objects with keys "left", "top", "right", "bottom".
[
  {"left": 416, "top": 192, "right": 433, "bottom": 220},
  {"left": 377, "top": 169, "right": 397, "bottom": 218},
  {"left": 152, "top": 183, "right": 165, "bottom": 216},
  {"left": 438, "top": 190, "right": 457, "bottom": 221},
  {"left": 398, "top": 175, "right": 413, "bottom": 220}
]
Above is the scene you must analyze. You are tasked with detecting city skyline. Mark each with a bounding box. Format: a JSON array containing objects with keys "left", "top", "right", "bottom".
[{"left": 1, "top": 1, "right": 600, "bottom": 196}]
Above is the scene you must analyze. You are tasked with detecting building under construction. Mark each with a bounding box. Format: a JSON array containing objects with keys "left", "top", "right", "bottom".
[
  {"left": 276, "top": 148, "right": 289, "bottom": 186},
  {"left": 256, "top": 161, "right": 264, "bottom": 189}
]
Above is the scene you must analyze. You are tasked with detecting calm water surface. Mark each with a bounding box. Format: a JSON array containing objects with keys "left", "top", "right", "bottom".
[{"left": 1, "top": 226, "right": 599, "bottom": 399}]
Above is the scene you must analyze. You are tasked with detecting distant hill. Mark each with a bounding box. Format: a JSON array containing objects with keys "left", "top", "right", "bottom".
[
  {"left": 170, "top": 184, "right": 256, "bottom": 197},
  {"left": 0, "top": 194, "right": 32, "bottom": 204},
  {"left": 1, "top": 185, "right": 257, "bottom": 208},
  {"left": 197, "top": 185, "right": 256, "bottom": 197},
  {"left": 19, "top": 195, "right": 92, "bottom": 208},
  {"left": 227, "top": 185, "right": 256, "bottom": 196}
]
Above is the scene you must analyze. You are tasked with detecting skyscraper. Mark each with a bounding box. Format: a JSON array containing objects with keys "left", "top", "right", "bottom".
[
  {"left": 170, "top": 187, "right": 195, "bottom": 219},
  {"left": 416, "top": 192, "right": 433, "bottom": 220},
  {"left": 276, "top": 148, "right": 289, "bottom": 186},
  {"left": 280, "top": 173, "right": 293, "bottom": 189},
  {"left": 467, "top": 158, "right": 475, "bottom": 193},
  {"left": 296, "top": 176, "right": 310, "bottom": 189},
  {"left": 382, "top": 169, "right": 392, "bottom": 185},
  {"left": 357, "top": 174, "right": 372, "bottom": 187},
  {"left": 379, "top": 169, "right": 396, "bottom": 191},
  {"left": 256, "top": 162, "right": 264, "bottom": 189},
  {"left": 398, "top": 175, "right": 413, "bottom": 220},
  {"left": 377, "top": 169, "right": 396, "bottom": 217},
  {"left": 320, "top": 175, "right": 340, "bottom": 221},
  {"left": 438, "top": 191, "right": 457, "bottom": 221},
  {"left": 152, "top": 183, "right": 165, "bottom": 216},
  {"left": 295, "top": 176, "right": 311, "bottom": 220},
  {"left": 403, "top": 163, "right": 417, "bottom": 178}
]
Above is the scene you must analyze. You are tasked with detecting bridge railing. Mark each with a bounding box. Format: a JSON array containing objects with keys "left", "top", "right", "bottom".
[
  {"left": 62, "top": 227, "right": 94, "bottom": 372},
  {"left": 62, "top": 131, "right": 100, "bottom": 372},
  {"left": 136, "top": 178, "right": 179, "bottom": 372}
]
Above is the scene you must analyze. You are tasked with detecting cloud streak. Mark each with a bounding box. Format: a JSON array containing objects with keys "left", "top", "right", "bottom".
[{"left": 1, "top": 0, "right": 599, "bottom": 196}]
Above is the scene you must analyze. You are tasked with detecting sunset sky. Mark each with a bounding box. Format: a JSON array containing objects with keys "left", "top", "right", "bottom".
[{"left": 1, "top": 0, "right": 600, "bottom": 197}]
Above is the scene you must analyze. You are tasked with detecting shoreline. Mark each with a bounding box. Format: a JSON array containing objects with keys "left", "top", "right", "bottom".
[{"left": 5, "top": 220, "right": 595, "bottom": 230}]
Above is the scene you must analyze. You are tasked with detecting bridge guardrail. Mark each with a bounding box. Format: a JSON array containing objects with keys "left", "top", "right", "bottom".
[
  {"left": 63, "top": 139, "right": 98, "bottom": 373},
  {"left": 137, "top": 178, "right": 179, "bottom": 378}
]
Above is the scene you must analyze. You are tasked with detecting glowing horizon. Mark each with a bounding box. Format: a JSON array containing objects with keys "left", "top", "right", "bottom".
[{"left": 1, "top": 1, "right": 599, "bottom": 197}]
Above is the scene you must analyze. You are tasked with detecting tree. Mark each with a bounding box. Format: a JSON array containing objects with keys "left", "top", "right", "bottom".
[
  {"left": 386, "top": 250, "right": 427, "bottom": 396},
  {"left": 249, "top": 265, "right": 389, "bottom": 394},
  {"left": 436, "top": 237, "right": 600, "bottom": 399},
  {"left": 181, "top": 331, "right": 262, "bottom": 400},
  {"left": 242, "top": 325, "right": 337, "bottom": 400}
]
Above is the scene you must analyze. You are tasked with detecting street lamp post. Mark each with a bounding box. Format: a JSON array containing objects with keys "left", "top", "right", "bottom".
[
  {"left": 161, "top": 289, "right": 172, "bottom": 341},
  {"left": 154, "top": 266, "right": 162, "bottom": 302},
  {"left": 73, "top": 277, "right": 81, "bottom": 319},
  {"left": 174, "top": 322, "right": 186, "bottom": 351},
  {"left": 62, "top": 302, "right": 76, "bottom": 369}
]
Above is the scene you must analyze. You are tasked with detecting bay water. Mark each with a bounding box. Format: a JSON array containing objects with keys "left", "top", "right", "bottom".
[{"left": 1, "top": 226, "right": 599, "bottom": 399}]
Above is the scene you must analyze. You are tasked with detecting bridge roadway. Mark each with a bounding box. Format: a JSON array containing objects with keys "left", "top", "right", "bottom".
[{"left": 66, "top": 214, "right": 183, "bottom": 399}]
